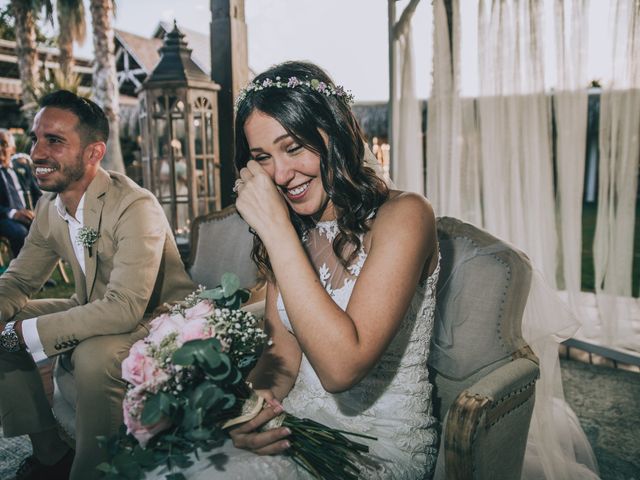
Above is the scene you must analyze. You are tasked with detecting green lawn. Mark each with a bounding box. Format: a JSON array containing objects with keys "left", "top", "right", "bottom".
[{"left": 31, "top": 263, "right": 77, "bottom": 300}]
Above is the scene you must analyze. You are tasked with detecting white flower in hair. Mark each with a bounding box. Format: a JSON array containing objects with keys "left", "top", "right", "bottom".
[{"left": 235, "top": 75, "right": 355, "bottom": 111}]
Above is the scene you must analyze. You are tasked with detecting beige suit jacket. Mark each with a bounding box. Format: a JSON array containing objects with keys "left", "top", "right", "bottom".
[{"left": 0, "top": 168, "right": 195, "bottom": 357}]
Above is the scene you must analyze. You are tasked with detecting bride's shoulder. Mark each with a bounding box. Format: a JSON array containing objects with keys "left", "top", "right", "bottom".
[
  {"left": 375, "top": 190, "right": 435, "bottom": 227},
  {"left": 369, "top": 191, "right": 436, "bottom": 245}
]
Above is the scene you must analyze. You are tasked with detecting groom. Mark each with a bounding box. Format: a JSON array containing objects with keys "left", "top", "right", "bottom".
[{"left": 0, "top": 90, "right": 195, "bottom": 479}]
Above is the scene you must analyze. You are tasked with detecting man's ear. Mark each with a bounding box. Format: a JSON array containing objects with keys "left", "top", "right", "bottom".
[{"left": 84, "top": 141, "right": 107, "bottom": 165}]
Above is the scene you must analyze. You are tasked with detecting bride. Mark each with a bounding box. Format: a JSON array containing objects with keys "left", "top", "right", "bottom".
[
  {"left": 165, "top": 61, "right": 441, "bottom": 479},
  {"left": 149, "top": 60, "right": 599, "bottom": 479}
]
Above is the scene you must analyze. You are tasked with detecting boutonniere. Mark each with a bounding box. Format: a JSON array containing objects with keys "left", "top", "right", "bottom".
[
  {"left": 15, "top": 167, "right": 26, "bottom": 176},
  {"left": 77, "top": 226, "right": 100, "bottom": 257}
]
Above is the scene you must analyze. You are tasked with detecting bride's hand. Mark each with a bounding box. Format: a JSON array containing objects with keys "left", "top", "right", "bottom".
[
  {"left": 235, "top": 161, "right": 291, "bottom": 240},
  {"left": 228, "top": 390, "right": 291, "bottom": 455}
]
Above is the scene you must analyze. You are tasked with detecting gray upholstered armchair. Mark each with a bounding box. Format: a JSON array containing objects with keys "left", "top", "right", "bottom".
[
  {"left": 431, "top": 216, "right": 539, "bottom": 479},
  {"left": 52, "top": 209, "right": 539, "bottom": 480},
  {"left": 186, "top": 205, "right": 263, "bottom": 293}
]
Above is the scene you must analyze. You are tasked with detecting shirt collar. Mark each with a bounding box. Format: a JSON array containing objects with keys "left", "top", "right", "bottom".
[{"left": 55, "top": 193, "right": 86, "bottom": 224}]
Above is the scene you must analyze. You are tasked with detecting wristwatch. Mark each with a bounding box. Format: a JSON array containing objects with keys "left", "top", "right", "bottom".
[{"left": 1, "top": 321, "right": 22, "bottom": 353}]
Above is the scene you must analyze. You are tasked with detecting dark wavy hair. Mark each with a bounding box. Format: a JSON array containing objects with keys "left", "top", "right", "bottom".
[
  {"left": 234, "top": 61, "right": 389, "bottom": 279},
  {"left": 40, "top": 90, "right": 109, "bottom": 146}
]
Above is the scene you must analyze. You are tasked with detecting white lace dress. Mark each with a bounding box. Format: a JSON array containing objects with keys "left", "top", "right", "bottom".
[{"left": 152, "top": 219, "right": 439, "bottom": 479}]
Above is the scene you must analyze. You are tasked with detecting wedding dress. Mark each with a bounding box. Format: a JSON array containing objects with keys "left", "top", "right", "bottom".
[{"left": 157, "top": 217, "right": 440, "bottom": 479}]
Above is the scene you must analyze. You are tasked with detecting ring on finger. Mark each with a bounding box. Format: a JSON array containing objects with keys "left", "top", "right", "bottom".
[{"left": 233, "top": 179, "right": 244, "bottom": 193}]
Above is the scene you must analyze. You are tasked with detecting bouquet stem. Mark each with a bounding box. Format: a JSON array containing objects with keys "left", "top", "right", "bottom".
[{"left": 279, "top": 415, "right": 376, "bottom": 480}]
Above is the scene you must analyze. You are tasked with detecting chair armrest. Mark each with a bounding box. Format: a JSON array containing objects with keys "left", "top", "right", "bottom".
[{"left": 444, "top": 357, "right": 539, "bottom": 480}]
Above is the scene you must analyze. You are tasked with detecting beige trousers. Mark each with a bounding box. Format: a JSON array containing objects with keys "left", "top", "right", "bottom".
[{"left": 0, "top": 299, "right": 147, "bottom": 480}]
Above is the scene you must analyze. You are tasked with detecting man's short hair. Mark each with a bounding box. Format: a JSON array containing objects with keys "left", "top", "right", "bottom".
[
  {"left": 0, "top": 128, "right": 15, "bottom": 148},
  {"left": 39, "top": 90, "right": 109, "bottom": 145}
]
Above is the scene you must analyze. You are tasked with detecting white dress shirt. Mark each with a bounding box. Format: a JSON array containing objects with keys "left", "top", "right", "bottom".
[{"left": 22, "top": 194, "right": 86, "bottom": 362}]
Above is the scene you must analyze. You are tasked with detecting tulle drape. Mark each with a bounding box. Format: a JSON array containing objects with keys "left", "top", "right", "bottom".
[
  {"left": 593, "top": 0, "right": 640, "bottom": 348},
  {"left": 427, "top": 0, "right": 483, "bottom": 226},
  {"left": 421, "top": 0, "right": 639, "bottom": 349},
  {"left": 553, "top": 0, "right": 593, "bottom": 335},
  {"left": 423, "top": 0, "right": 600, "bottom": 478}
]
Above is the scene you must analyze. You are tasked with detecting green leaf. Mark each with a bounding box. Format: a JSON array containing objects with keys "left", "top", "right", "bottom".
[
  {"left": 223, "top": 297, "right": 241, "bottom": 310},
  {"left": 193, "top": 344, "right": 222, "bottom": 371},
  {"left": 158, "top": 392, "right": 175, "bottom": 415},
  {"left": 198, "top": 287, "right": 224, "bottom": 300},
  {"left": 220, "top": 272, "right": 240, "bottom": 297},
  {"left": 95, "top": 462, "right": 117, "bottom": 474},
  {"left": 200, "top": 386, "right": 224, "bottom": 410},
  {"left": 169, "top": 452, "right": 194, "bottom": 469},
  {"left": 238, "top": 288, "right": 251, "bottom": 303},
  {"left": 220, "top": 393, "right": 237, "bottom": 410},
  {"left": 131, "top": 446, "right": 156, "bottom": 468},
  {"left": 141, "top": 394, "right": 163, "bottom": 425},
  {"left": 111, "top": 452, "right": 142, "bottom": 479},
  {"left": 188, "top": 428, "right": 212, "bottom": 441},
  {"left": 180, "top": 408, "right": 200, "bottom": 430},
  {"left": 191, "top": 382, "right": 218, "bottom": 409},
  {"left": 172, "top": 345, "right": 196, "bottom": 366},
  {"left": 166, "top": 474, "right": 187, "bottom": 480},
  {"left": 206, "top": 354, "right": 232, "bottom": 381}
]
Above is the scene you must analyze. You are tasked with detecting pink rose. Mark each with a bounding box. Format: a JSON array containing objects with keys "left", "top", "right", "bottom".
[
  {"left": 123, "top": 389, "right": 171, "bottom": 448},
  {"left": 149, "top": 313, "right": 171, "bottom": 332},
  {"left": 184, "top": 300, "right": 214, "bottom": 321},
  {"left": 146, "top": 313, "right": 188, "bottom": 345},
  {"left": 121, "top": 340, "right": 159, "bottom": 387},
  {"left": 179, "top": 317, "right": 210, "bottom": 343}
]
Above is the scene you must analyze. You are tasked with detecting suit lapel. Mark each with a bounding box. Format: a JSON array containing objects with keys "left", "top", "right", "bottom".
[{"left": 82, "top": 169, "right": 110, "bottom": 300}]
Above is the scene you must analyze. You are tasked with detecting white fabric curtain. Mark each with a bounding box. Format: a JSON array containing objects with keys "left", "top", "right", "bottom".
[
  {"left": 476, "top": 0, "right": 558, "bottom": 286},
  {"left": 593, "top": 0, "right": 640, "bottom": 347},
  {"left": 423, "top": 1, "right": 603, "bottom": 478},
  {"left": 426, "top": 0, "right": 483, "bottom": 225},
  {"left": 391, "top": 0, "right": 424, "bottom": 194},
  {"left": 419, "top": 0, "right": 638, "bottom": 350},
  {"left": 553, "top": 0, "right": 592, "bottom": 331}
]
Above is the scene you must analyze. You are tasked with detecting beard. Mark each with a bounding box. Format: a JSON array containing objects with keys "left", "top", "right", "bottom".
[{"left": 37, "top": 152, "right": 86, "bottom": 193}]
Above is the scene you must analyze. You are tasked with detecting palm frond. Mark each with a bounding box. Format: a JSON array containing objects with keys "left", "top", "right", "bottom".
[{"left": 57, "top": 0, "right": 86, "bottom": 44}]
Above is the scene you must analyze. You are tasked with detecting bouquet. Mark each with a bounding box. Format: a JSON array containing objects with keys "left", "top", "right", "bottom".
[{"left": 98, "top": 273, "right": 375, "bottom": 480}]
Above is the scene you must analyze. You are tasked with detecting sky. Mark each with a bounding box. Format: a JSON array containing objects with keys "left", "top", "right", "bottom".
[
  {"left": 2, "top": 0, "right": 613, "bottom": 101},
  {"left": 49, "top": 0, "right": 433, "bottom": 102}
]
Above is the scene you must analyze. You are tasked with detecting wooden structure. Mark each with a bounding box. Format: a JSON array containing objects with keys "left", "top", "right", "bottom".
[
  {"left": 210, "top": 0, "right": 249, "bottom": 207},
  {"left": 138, "top": 23, "right": 221, "bottom": 245}
]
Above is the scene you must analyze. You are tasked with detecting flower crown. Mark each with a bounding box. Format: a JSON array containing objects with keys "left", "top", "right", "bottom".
[{"left": 235, "top": 76, "right": 355, "bottom": 111}]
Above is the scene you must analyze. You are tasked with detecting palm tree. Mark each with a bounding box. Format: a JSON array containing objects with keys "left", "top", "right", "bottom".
[
  {"left": 89, "top": 0, "right": 124, "bottom": 173},
  {"left": 9, "top": 0, "right": 52, "bottom": 120},
  {"left": 56, "top": 0, "right": 86, "bottom": 82}
]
